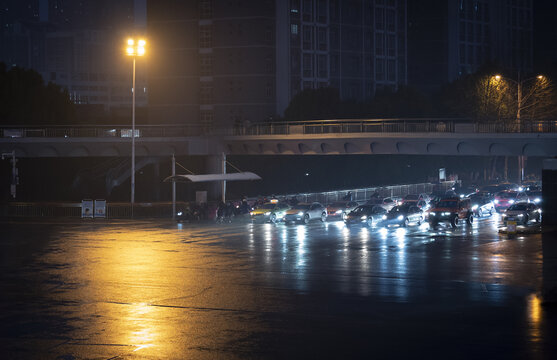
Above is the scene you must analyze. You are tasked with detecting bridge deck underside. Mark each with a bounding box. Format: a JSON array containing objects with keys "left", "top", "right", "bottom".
[{"left": 224, "top": 133, "right": 557, "bottom": 157}]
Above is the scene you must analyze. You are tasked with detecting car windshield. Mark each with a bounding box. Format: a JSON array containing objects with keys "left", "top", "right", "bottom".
[
  {"left": 482, "top": 185, "right": 500, "bottom": 193},
  {"left": 259, "top": 204, "right": 276, "bottom": 209},
  {"left": 439, "top": 201, "right": 458, "bottom": 208},
  {"left": 330, "top": 202, "right": 348, "bottom": 207},
  {"left": 498, "top": 192, "right": 516, "bottom": 199},
  {"left": 293, "top": 204, "right": 310, "bottom": 210},
  {"left": 508, "top": 204, "right": 528, "bottom": 210},
  {"left": 352, "top": 206, "right": 372, "bottom": 214},
  {"left": 527, "top": 191, "right": 542, "bottom": 197},
  {"left": 390, "top": 206, "right": 408, "bottom": 213}
]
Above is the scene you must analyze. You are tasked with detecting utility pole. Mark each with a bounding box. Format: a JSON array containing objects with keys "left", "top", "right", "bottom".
[
  {"left": 1, "top": 151, "right": 18, "bottom": 199},
  {"left": 172, "top": 154, "right": 176, "bottom": 219}
]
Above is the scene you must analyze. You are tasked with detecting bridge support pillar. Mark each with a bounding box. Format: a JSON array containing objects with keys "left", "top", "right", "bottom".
[
  {"left": 542, "top": 159, "right": 557, "bottom": 304},
  {"left": 205, "top": 153, "right": 226, "bottom": 202},
  {"left": 518, "top": 155, "right": 526, "bottom": 183}
]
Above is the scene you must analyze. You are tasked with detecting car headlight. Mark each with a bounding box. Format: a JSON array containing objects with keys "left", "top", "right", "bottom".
[
  {"left": 177, "top": 211, "right": 183, "bottom": 216},
  {"left": 509, "top": 200, "right": 515, "bottom": 204},
  {"left": 459, "top": 194, "right": 464, "bottom": 198},
  {"left": 335, "top": 210, "right": 342, "bottom": 214},
  {"left": 442, "top": 212, "right": 451, "bottom": 216},
  {"left": 502, "top": 214, "right": 507, "bottom": 217},
  {"left": 360, "top": 215, "right": 367, "bottom": 220},
  {"left": 471, "top": 205, "right": 478, "bottom": 210},
  {"left": 382, "top": 215, "right": 387, "bottom": 220},
  {"left": 518, "top": 187, "right": 524, "bottom": 192},
  {"left": 517, "top": 214, "right": 524, "bottom": 217},
  {"left": 250, "top": 211, "right": 255, "bottom": 216},
  {"left": 264, "top": 212, "right": 271, "bottom": 215},
  {"left": 298, "top": 212, "right": 304, "bottom": 216},
  {"left": 397, "top": 215, "right": 404, "bottom": 220},
  {"left": 494, "top": 199, "right": 499, "bottom": 204},
  {"left": 429, "top": 212, "right": 436, "bottom": 216},
  {"left": 534, "top": 198, "right": 541, "bottom": 203}
]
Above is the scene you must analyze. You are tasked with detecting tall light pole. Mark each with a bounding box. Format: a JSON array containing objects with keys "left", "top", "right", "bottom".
[
  {"left": 493, "top": 73, "right": 545, "bottom": 183},
  {"left": 493, "top": 73, "right": 545, "bottom": 123},
  {"left": 126, "top": 38, "right": 146, "bottom": 216}
]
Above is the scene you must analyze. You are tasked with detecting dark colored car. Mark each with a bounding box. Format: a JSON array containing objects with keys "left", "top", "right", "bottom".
[
  {"left": 453, "top": 184, "right": 479, "bottom": 198},
  {"left": 344, "top": 205, "right": 387, "bottom": 227},
  {"left": 502, "top": 202, "right": 541, "bottom": 225},
  {"left": 526, "top": 190, "right": 542, "bottom": 205},
  {"left": 469, "top": 193, "right": 495, "bottom": 217},
  {"left": 494, "top": 191, "right": 529, "bottom": 212},
  {"left": 379, "top": 205, "right": 424, "bottom": 228},
  {"left": 428, "top": 197, "right": 474, "bottom": 228}
]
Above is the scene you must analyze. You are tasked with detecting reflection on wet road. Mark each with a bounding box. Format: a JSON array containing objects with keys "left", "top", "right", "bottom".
[{"left": 0, "top": 214, "right": 554, "bottom": 359}]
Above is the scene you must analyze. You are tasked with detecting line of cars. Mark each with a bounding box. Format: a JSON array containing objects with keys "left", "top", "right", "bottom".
[{"left": 249, "top": 181, "right": 543, "bottom": 229}]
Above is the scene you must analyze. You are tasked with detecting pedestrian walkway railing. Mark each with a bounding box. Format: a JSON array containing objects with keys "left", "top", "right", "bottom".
[
  {"left": 2, "top": 119, "right": 557, "bottom": 139},
  {"left": 0, "top": 124, "right": 209, "bottom": 138},
  {"left": 230, "top": 118, "right": 557, "bottom": 136}
]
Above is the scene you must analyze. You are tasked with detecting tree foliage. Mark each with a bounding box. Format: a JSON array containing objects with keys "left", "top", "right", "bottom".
[
  {"left": 284, "top": 87, "right": 342, "bottom": 120},
  {"left": 0, "top": 63, "right": 75, "bottom": 125}
]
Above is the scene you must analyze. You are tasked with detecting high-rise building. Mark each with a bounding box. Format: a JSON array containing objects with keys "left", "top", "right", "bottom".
[
  {"left": 408, "top": 0, "right": 533, "bottom": 93},
  {"left": 147, "top": 0, "right": 407, "bottom": 126},
  {"left": 0, "top": 0, "right": 147, "bottom": 118}
]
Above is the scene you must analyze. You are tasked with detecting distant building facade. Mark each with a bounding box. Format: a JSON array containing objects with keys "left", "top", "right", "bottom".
[
  {"left": 408, "top": 0, "right": 533, "bottom": 93},
  {"left": 147, "top": 0, "right": 407, "bottom": 126},
  {"left": 0, "top": 0, "right": 147, "bottom": 118}
]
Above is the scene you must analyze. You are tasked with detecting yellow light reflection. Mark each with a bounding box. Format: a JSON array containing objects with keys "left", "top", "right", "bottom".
[
  {"left": 128, "top": 302, "right": 156, "bottom": 352},
  {"left": 527, "top": 293, "right": 542, "bottom": 343}
]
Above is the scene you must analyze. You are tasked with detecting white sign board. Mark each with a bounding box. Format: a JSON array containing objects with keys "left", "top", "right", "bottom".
[
  {"left": 507, "top": 220, "right": 517, "bottom": 234},
  {"left": 94, "top": 199, "right": 106, "bottom": 218},
  {"left": 439, "top": 168, "right": 446, "bottom": 182},
  {"left": 196, "top": 191, "right": 207, "bottom": 204},
  {"left": 82, "top": 199, "right": 94, "bottom": 218}
]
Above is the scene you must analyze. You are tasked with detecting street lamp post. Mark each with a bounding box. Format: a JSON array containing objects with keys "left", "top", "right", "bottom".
[
  {"left": 493, "top": 73, "right": 545, "bottom": 183},
  {"left": 493, "top": 73, "right": 545, "bottom": 124},
  {"left": 126, "top": 38, "right": 146, "bottom": 217}
]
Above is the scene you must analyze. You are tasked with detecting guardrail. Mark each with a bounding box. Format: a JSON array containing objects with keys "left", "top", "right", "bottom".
[
  {"left": 2, "top": 118, "right": 557, "bottom": 139},
  {"left": 0, "top": 182, "right": 458, "bottom": 218},
  {"left": 231, "top": 118, "right": 557, "bottom": 136},
  {"left": 275, "top": 181, "right": 457, "bottom": 205},
  {"left": 0, "top": 202, "right": 190, "bottom": 218},
  {"left": 0, "top": 124, "right": 210, "bottom": 138}
]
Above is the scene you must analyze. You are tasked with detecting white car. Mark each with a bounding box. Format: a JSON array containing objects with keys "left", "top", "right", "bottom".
[{"left": 283, "top": 202, "right": 327, "bottom": 224}]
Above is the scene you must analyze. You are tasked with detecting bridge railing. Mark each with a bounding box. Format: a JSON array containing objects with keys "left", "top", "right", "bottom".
[
  {"left": 231, "top": 118, "right": 557, "bottom": 136},
  {"left": 3, "top": 119, "right": 557, "bottom": 138},
  {"left": 0, "top": 124, "right": 210, "bottom": 138}
]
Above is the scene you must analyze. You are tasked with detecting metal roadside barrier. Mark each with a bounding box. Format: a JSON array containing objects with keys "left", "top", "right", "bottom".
[{"left": 0, "top": 181, "right": 457, "bottom": 218}]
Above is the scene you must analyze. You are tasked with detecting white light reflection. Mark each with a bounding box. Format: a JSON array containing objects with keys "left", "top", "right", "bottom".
[
  {"left": 394, "top": 227, "right": 408, "bottom": 301},
  {"left": 264, "top": 223, "right": 273, "bottom": 265},
  {"left": 296, "top": 225, "right": 307, "bottom": 267},
  {"left": 358, "top": 227, "right": 370, "bottom": 295}
]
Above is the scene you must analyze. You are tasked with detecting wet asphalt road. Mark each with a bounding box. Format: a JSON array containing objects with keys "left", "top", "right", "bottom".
[{"left": 0, "top": 214, "right": 555, "bottom": 359}]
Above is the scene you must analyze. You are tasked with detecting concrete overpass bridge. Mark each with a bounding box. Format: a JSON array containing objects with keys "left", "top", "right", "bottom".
[{"left": 2, "top": 118, "right": 557, "bottom": 158}]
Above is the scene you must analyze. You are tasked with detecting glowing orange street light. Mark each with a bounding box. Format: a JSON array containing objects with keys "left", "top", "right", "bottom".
[{"left": 125, "top": 38, "right": 146, "bottom": 216}]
